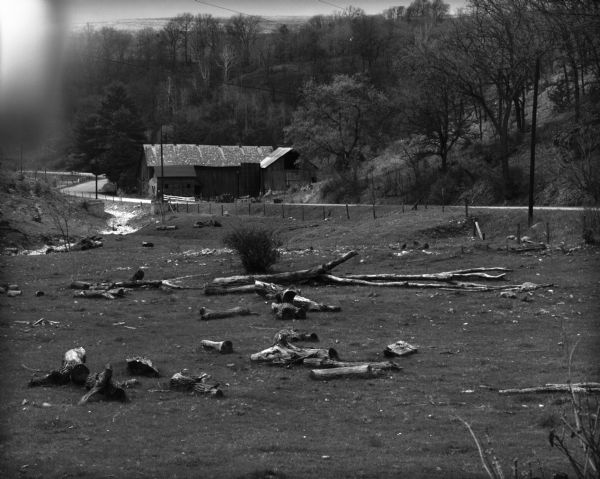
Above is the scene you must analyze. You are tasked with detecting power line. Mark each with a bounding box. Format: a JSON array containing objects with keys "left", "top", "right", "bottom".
[
  {"left": 193, "top": 0, "right": 248, "bottom": 16},
  {"left": 317, "top": 0, "right": 345, "bottom": 11}
]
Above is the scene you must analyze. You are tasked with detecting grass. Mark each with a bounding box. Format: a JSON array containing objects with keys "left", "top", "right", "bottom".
[{"left": 1, "top": 207, "right": 599, "bottom": 478}]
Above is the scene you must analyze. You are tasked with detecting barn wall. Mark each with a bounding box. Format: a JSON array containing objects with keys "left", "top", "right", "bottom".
[
  {"left": 162, "top": 178, "right": 197, "bottom": 197},
  {"left": 196, "top": 167, "right": 240, "bottom": 199}
]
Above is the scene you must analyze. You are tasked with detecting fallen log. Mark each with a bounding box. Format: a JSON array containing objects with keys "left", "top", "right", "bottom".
[
  {"left": 499, "top": 383, "right": 600, "bottom": 395},
  {"left": 303, "top": 358, "right": 401, "bottom": 371},
  {"left": 74, "top": 290, "right": 116, "bottom": 300},
  {"left": 255, "top": 281, "right": 341, "bottom": 312},
  {"left": 113, "top": 280, "right": 163, "bottom": 289},
  {"left": 72, "top": 236, "right": 103, "bottom": 251},
  {"left": 200, "top": 340, "right": 233, "bottom": 354},
  {"left": 29, "top": 347, "right": 89, "bottom": 387},
  {"left": 156, "top": 225, "right": 177, "bottom": 231},
  {"left": 199, "top": 306, "right": 256, "bottom": 321},
  {"left": 70, "top": 281, "right": 91, "bottom": 290},
  {"left": 126, "top": 357, "right": 159, "bottom": 377},
  {"left": 205, "top": 250, "right": 358, "bottom": 294},
  {"left": 273, "top": 329, "right": 319, "bottom": 343},
  {"left": 169, "top": 371, "right": 223, "bottom": 397},
  {"left": 309, "top": 365, "right": 385, "bottom": 381},
  {"left": 318, "top": 274, "right": 552, "bottom": 293},
  {"left": 79, "top": 364, "right": 127, "bottom": 405},
  {"left": 384, "top": 340, "right": 418, "bottom": 357},
  {"left": 342, "top": 272, "right": 507, "bottom": 281}
]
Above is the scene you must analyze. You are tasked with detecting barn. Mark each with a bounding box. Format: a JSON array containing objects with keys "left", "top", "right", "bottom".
[
  {"left": 140, "top": 144, "right": 273, "bottom": 199},
  {"left": 260, "top": 147, "right": 317, "bottom": 192}
]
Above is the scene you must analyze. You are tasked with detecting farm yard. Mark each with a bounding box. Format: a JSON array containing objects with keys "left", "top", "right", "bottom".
[{"left": 1, "top": 204, "right": 599, "bottom": 479}]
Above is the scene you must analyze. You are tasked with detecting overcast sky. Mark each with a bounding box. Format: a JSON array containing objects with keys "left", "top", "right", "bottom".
[{"left": 65, "top": 0, "right": 468, "bottom": 24}]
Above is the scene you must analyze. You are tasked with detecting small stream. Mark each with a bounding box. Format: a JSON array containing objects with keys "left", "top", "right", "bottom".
[{"left": 100, "top": 204, "right": 142, "bottom": 235}]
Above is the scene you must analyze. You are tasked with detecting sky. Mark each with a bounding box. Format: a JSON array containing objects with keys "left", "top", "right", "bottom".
[{"left": 64, "top": 0, "right": 468, "bottom": 24}]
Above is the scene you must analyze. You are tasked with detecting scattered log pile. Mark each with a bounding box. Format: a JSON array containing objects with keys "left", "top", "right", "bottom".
[
  {"left": 29, "top": 347, "right": 89, "bottom": 387},
  {"left": 251, "top": 329, "right": 338, "bottom": 366},
  {"left": 252, "top": 329, "right": 401, "bottom": 381},
  {"left": 205, "top": 255, "right": 550, "bottom": 294},
  {"left": 199, "top": 306, "right": 256, "bottom": 321},
  {"left": 79, "top": 363, "right": 127, "bottom": 405},
  {"left": 126, "top": 357, "right": 160, "bottom": 377},
  {"left": 169, "top": 371, "right": 223, "bottom": 397},
  {"left": 70, "top": 277, "right": 174, "bottom": 299},
  {"left": 499, "top": 382, "right": 600, "bottom": 395}
]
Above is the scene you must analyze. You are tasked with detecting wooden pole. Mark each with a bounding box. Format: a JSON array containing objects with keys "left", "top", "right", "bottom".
[
  {"left": 248, "top": 202, "right": 251, "bottom": 216},
  {"left": 528, "top": 56, "right": 541, "bottom": 228},
  {"left": 221, "top": 204, "right": 224, "bottom": 216},
  {"left": 372, "top": 202, "right": 376, "bottom": 220},
  {"left": 546, "top": 222, "right": 550, "bottom": 244},
  {"left": 281, "top": 203, "right": 285, "bottom": 218},
  {"left": 464, "top": 198, "right": 469, "bottom": 217},
  {"left": 346, "top": 204, "right": 350, "bottom": 220},
  {"left": 517, "top": 223, "right": 521, "bottom": 244}
]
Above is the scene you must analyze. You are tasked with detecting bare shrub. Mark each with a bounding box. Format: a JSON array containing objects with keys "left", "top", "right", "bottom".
[{"left": 223, "top": 226, "right": 282, "bottom": 273}]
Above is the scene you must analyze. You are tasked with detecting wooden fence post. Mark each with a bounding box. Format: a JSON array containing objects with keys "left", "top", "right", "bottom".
[
  {"left": 517, "top": 223, "right": 521, "bottom": 244},
  {"left": 248, "top": 202, "right": 251, "bottom": 216},
  {"left": 464, "top": 198, "right": 469, "bottom": 217},
  {"left": 221, "top": 204, "right": 224, "bottom": 216},
  {"left": 345, "top": 204, "right": 350, "bottom": 220},
  {"left": 372, "top": 202, "right": 376, "bottom": 220},
  {"left": 322, "top": 206, "right": 326, "bottom": 220},
  {"left": 281, "top": 203, "right": 285, "bottom": 219},
  {"left": 546, "top": 222, "right": 550, "bottom": 244}
]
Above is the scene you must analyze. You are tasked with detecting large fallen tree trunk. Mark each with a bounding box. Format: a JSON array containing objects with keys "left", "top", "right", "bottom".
[
  {"left": 303, "top": 358, "right": 400, "bottom": 371},
  {"left": 205, "top": 250, "right": 358, "bottom": 294},
  {"left": 342, "top": 271, "right": 507, "bottom": 281},
  {"left": 499, "top": 383, "right": 600, "bottom": 395},
  {"left": 199, "top": 306, "right": 256, "bottom": 321},
  {"left": 29, "top": 347, "right": 89, "bottom": 387},
  {"left": 79, "top": 364, "right": 127, "bottom": 405},
  {"left": 318, "top": 274, "right": 552, "bottom": 293},
  {"left": 255, "top": 281, "right": 341, "bottom": 312}
]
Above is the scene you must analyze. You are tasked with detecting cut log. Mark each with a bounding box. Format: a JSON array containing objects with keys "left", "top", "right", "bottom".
[
  {"left": 205, "top": 250, "right": 358, "bottom": 294},
  {"left": 126, "top": 357, "right": 159, "bottom": 377},
  {"left": 113, "top": 280, "right": 163, "bottom": 289},
  {"left": 499, "top": 383, "right": 600, "bottom": 395},
  {"left": 303, "top": 358, "right": 401, "bottom": 371},
  {"left": 271, "top": 302, "right": 307, "bottom": 320},
  {"left": 70, "top": 281, "right": 91, "bottom": 290},
  {"left": 384, "top": 341, "right": 418, "bottom": 357},
  {"left": 309, "top": 365, "right": 385, "bottom": 380},
  {"left": 29, "top": 347, "right": 89, "bottom": 387},
  {"left": 254, "top": 281, "right": 341, "bottom": 312},
  {"left": 199, "top": 306, "right": 256, "bottom": 320},
  {"left": 79, "top": 364, "right": 127, "bottom": 404},
  {"left": 200, "top": 340, "right": 233, "bottom": 354},
  {"left": 273, "top": 329, "right": 319, "bottom": 343},
  {"left": 156, "top": 225, "right": 177, "bottom": 231},
  {"left": 169, "top": 371, "right": 223, "bottom": 397}
]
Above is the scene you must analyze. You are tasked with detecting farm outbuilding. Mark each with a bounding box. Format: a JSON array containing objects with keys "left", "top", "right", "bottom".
[
  {"left": 260, "top": 147, "right": 317, "bottom": 192},
  {"left": 140, "top": 144, "right": 315, "bottom": 199},
  {"left": 140, "top": 144, "right": 273, "bottom": 199}
]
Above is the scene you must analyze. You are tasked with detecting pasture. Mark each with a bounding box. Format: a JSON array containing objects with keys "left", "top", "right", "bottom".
[{"left": 1, "top": 206, "right": 598, "bottom": 478}]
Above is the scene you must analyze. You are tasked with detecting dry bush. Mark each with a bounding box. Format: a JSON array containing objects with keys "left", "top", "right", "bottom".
[{"left": 223, "top": 226, "right": 282, "bottom": 273}]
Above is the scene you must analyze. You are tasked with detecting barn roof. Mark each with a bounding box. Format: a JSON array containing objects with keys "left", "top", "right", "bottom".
[
  {"left": 260, "top": 147, "right": 294, "bottom": 169},
  {"left": 143, "top": 144, "right": 274, "bottom": 168}
]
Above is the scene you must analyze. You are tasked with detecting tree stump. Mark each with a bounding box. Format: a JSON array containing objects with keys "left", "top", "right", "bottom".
[
  {"left": 383, "top": 341, "right": 418, "bottom": 357},
  {"left": 126, "top": 357, "right": 159, "bottom": 377},
  {"left": 79, "top": 364, "right": 127, "bottom": 405},
  {"left": 29, "top": 347, "right": 89, "bottom": 387},
  {"left": 271, "top": 302, "right": 306, "bottom": 320}
]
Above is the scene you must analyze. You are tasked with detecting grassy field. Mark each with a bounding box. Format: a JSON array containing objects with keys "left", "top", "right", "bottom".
[{"left": 1, "top": 206, "right": 598, "bottom": 478}]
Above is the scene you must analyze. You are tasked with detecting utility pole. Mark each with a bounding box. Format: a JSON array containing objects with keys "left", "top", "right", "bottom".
[
  {"left": 528, "top": 56, "right": 541, "bottom": 227},
  {"left": 160, "top": 125, "right": 164, "bottom": 203}
]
